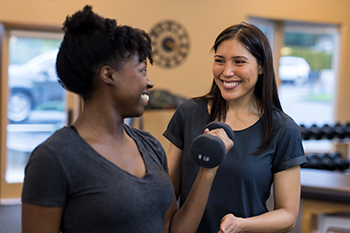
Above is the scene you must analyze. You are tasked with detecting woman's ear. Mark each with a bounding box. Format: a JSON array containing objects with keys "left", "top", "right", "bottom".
[
  {"left": 258, "top": 66, "right": 264, "bottom": 75},
  {"left": 100, "top": 66, "right": 115, "bottom": 85}
]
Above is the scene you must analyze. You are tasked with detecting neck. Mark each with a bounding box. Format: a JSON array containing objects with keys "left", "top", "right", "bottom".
[
  {"left": 72, "top": 99, "right": 126, "bottom": 142},
  {"left": 226, "top": 94, "right": 260, "bottom": 116},
  {"left": 224, "top": 96, "right": 261, "bottom": 131}
]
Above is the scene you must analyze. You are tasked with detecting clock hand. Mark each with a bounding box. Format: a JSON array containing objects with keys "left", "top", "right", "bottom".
[{"left": 165, "top": 40, "right": 184, "bottom": 55}]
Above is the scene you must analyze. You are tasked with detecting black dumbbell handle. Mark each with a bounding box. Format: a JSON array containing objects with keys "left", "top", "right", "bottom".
[{"left": 206, "top": 121, "right": 235, "bottom": 141}]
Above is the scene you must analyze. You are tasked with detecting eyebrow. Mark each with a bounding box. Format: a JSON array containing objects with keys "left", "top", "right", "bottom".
[
  {"left": 135, "top": 60, "right": 147, "bottom": 68},
  {"left": 214, "top": 55, "right": 248, "bottom": 59}
]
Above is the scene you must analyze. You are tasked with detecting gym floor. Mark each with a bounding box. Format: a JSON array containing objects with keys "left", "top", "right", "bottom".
[{"left": 0, "top": 204, "right": 21, "bottom": 233}]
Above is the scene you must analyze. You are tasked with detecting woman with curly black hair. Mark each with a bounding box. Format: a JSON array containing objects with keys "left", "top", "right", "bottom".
[{"left": 21, "top": 5, "right": 229, "bottom": 233}]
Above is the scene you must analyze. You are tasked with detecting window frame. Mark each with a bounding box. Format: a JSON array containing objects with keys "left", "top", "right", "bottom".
[{"left": 0, "top": 22, "right": 80, "bottom": 203}]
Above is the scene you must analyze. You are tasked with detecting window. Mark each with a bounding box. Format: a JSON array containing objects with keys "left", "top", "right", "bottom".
[
  {"left": 6, "top": 30, "right": 66, "bottom": 184},
  {"left": 249, "top": 18, "right": 340, "bottom": 152},
  {"left": 279, "top": 21, "right": 338, "bottom": 127},
  {"left": 0, "top": 24, "right": 80, "bottom": 202}
]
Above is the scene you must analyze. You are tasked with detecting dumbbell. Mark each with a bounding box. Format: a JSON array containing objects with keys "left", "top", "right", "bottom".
[
  {"left": 333, "top": 123, "right": 346, "bottom": 139},
  {"left": 320, "top": 124, "right": 336, "bottom": 140},
  {"left": 309, "top": 124, "right": 324, "bottom": 140},
  {"left": 319, "top": 153, "right": 336, "bottom": 170},
  {"left": 343, "top": 123, "right": 350, "bottom": 138},
  {"left": 330, "top": 152, "right": 350, "bottom": 170},
  {"left": 303, "top": 153, "right": 324, "bottom": 169},
  {"left": 300, "top": 124, "right": 312, "bottom": 140},
  {"left": 191, "top": 121, "right": 234, "bottom": 168}
]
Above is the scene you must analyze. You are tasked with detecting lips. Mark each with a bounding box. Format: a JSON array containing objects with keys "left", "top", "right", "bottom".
[{"left": 222, "top": 80, "right": 241, "bottom": 89}]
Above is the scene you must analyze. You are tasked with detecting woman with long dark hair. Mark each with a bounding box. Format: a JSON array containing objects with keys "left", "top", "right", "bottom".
[{"left": 164, "top": 22, "right": 307, "bottom": 232}]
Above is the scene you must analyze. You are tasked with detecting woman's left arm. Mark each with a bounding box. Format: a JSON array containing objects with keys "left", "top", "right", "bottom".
[{"left": 219, "top": 165, "right": 301, "bottom": 233}]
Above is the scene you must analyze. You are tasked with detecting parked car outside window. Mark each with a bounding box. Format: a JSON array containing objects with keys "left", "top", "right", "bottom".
[
  {"left": 278, "top": 56, "right": 311, "bottom": 85},
  {"left": 7, "top": 49, "right": 64, "bottom": 123}
]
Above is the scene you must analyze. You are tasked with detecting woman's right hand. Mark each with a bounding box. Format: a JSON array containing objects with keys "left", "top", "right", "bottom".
[
  {"left": 203, "top": 127, "right": 234, "bottom": 155},
  {"left": 218, "top": 213, "right": 244, "bottom": 233}
]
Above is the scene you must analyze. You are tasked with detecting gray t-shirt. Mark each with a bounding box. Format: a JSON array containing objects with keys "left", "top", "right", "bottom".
[
  {"left": 22, "top": 124, "right": 174, "bottom": 233},
  {"left": 163, "top": 98, "right": 307, "bottom": 233}
]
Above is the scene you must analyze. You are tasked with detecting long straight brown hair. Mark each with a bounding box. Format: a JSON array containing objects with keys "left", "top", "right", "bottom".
[{"left": 197, "top": 22, "right": 283, "bottom": 153}]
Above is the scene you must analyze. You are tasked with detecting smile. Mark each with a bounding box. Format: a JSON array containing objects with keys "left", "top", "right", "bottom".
[
  {"left": 141, "top": 93, "right": 149, "bottom": 102},
  {"left": 222, "top": 80, "right": 241, "bottom": 88}
]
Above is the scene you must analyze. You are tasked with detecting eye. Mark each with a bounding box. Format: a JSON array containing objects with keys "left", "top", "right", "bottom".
[
  {"left": 234, "top": 60, "right": 246, "bottom": 65},
  {"left": 139, "top": 61, "right": 148, "bottom": 75},
  {"left": 139, "top": 65, "right": 147, "bottom": 74},
  {"left": 214, "top": 58, "right": 224, "bottom": 64}
]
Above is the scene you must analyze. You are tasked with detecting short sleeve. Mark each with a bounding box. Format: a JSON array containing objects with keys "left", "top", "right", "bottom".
[
  {"left": 22, "top": 145, "right": 68, "bottom": 207},
  {"left": 272, "top": 118, "right": 307, "bottom": 173},
  {"left": 163, "top": 102, "right": 187, "bottom": 150}
]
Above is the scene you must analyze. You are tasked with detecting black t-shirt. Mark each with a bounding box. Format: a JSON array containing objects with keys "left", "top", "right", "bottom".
[
  {"left": 163, "top": 98, "right": 307, "bottom": 233},
  {"left": 22, "top": 124, "right": 174, "bottom": 233}
]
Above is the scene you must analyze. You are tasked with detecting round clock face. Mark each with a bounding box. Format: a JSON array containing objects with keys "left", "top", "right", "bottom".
[{"left": 149, "top": 20, "right": 190, "bottom": 69}]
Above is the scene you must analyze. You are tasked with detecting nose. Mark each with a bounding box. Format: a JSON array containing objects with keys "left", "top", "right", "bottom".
[
  {"left": 146, "top": 76, "right": 154, "bottom": 89},
  {"left": 223, "top": 63, "right": 234, "bottom": 77}
]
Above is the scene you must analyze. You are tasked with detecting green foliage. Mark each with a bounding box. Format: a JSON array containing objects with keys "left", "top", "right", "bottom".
[
  {"left": 302, "top": 93, "right": 333, "bottom": 102},
  {"left": 9, "top": 36, "right": 62, "bottom": 65},
  {"left": 284, "top": 32, "right": 321, "bottom": 47},
  {"left": 282, "top": 46, "right": 332, "bottom": 71}
]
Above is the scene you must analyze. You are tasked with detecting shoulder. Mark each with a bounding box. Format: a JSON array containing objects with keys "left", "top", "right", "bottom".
[
  {"left": 24, "top": 128, "right": 74, "bottom": 182},
  {"left": 273, "top": 110, "right": 299, "bottom": 128},
  {"left": 174, "top": 98, "right": 207, "bottom": 119},
  {"left": 36, "top": 127, "right": 75, "bottom": 151},
  {"left": 169, "top": 98, "right": 208, "bottom": 130},
  {"left": 177, "top": 98, "right": 206, "bottom": 111},
  {"left": 28, "top": 127, "right": 80, "bottom": 164},
  {"left": 44, "top": 126, "right": 78, "bottom": 143},
  {"left": 272, "top": 109, "right": 301, "bottom": 139}
]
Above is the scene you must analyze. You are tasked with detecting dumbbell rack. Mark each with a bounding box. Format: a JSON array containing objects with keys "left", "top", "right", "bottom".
[
  {"left": 300, "top": 122, "right": 350, "bottom": 171},
  {"left": 300, "top": 123, "right": 350, "bottom": 141}
]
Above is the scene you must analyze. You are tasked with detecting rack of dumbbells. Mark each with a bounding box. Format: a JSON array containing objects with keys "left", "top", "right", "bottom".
[{"left": 300, "top": 122, "right": 350, "bottom": 171}]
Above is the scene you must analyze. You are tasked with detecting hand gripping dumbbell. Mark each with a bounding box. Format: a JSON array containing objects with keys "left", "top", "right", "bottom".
[{"left": 191, "top": 121, "right": 234, "bottom": 168}]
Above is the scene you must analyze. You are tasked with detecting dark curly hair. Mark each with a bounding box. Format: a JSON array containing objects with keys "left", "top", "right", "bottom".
[
  {"left": 56, "top": 5, "right": 153, "bottom": 99},
  {"left": 197, "top": 22, "right": 283, "bottom": 153}
]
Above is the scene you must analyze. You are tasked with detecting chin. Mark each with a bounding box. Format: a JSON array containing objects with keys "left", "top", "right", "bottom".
[
  {"left": 220, "top": 93, "right": 238, "bottom": 101},
  {"left": 134, "top": 109, "right": 145, "bottom": 118},
  {"left": 123, "top": 109, "right": 144, "bottom": 120}
]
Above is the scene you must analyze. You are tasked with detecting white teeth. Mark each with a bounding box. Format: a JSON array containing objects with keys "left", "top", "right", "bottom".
[
  {"left": 141, "top": 94, "right": 149, "bottom": 102},
  {"left": 223, "top": 81, "right": 240, "bottom": 87}
]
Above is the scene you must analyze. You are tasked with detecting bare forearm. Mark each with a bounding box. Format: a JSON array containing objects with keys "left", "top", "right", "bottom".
[
  {"left": 245, "top": 208, "right": 297, "bottom": 232},
  {"left": 170, "top": 167, "right": 217, "bottom": 233},
  {"left": 221, "top": 208, "right": 298, "bottom": 233}
]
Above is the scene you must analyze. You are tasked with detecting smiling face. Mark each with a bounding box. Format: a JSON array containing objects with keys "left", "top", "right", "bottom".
[
  {"left": 112, "top": 54, "right": 154, "bottom": 118},
  {"left": 213, "top": 39, "right": 262, "bottom": 104}
]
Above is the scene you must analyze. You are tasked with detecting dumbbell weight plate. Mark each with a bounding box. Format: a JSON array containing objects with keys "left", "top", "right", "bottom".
[{"left": 191, "top": 134, "right": 226, "bottom": 168}]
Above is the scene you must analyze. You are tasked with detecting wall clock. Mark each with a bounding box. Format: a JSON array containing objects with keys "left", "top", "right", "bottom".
[{"left": 149, "top": 20, "right": 190, "bottom": 69}]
